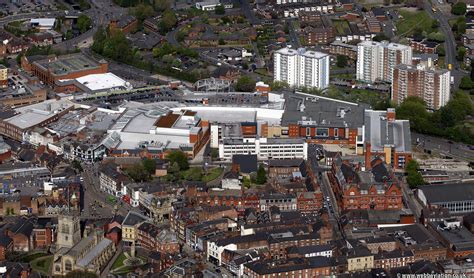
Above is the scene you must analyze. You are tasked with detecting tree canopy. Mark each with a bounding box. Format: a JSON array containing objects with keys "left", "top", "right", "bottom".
[
  {"left": 396, "top": 93, "right": 474, "bottom": 144},
  {"left": 166, "top": 150, "right": 189, "bottom": 171},
  {"left": 405, "top": 159, "right": 425, "bottom": 189},
  {"left": 255, "top": 164, "right": 267, "bottom": 185},
  {"left": 131, "top": 4, "right": 155, "bottom": 22},
  {"left": 77, "top": 14, "right": 92, "bottom": 33},
  {"left": 452, "top": 2, "right": 467, "bottom": 15},
  {"left": 235, "top": 76, "right": 256, "bottom": 92}
]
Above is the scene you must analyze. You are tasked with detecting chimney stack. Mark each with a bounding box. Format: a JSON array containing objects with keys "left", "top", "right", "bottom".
[
  {"left": 365, "top": 142, "right": 372, "bottom": 170},
  {"left": 387, "top": 108, "right": 396, "bottom": 122}
]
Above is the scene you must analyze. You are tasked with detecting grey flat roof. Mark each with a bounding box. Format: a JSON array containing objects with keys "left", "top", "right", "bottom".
[
  {"left": 364, "top": 110, "right": 411, "bottom": 152},
  {"left": 281, "top": 92, "right": 367, "bottom": 128},
  {"left": 419, "top": 183, "right": 474, "bottom": 204}
]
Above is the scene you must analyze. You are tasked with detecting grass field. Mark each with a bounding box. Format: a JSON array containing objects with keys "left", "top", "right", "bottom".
[
  {"left": 111, "top": 253, "right": 127, "bottom": 270},
  {"left": 396, "top": 10, "right": 434, "bottom": 37},
  {"left": 202, "top": 167, "right": 224, "bottom": 182},
  {"left": 30, "top": 255, "right": 53, "bottom": 275}
]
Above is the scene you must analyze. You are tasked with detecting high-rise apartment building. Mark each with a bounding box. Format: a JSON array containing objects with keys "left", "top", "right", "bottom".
[
  {"left": 0, "top": 65, "right": 7, "bottom": 88},
  {"left": 392, "top": 64, "right": 450, "bottom": 110},
  {"left": 356, "top": 41, "right": 412, "bottom": 83},
  {"left": 273, "top": 47, "right": 330, "bottom": 89}
]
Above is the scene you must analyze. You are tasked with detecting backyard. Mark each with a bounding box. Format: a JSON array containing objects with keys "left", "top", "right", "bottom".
[{"left": 332, "top": 20, "right": 351, "bottom": 36}]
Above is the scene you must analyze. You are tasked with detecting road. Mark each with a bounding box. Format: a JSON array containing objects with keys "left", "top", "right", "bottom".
[
  {"left": 399, "top": 176, "right": 422, "bottom": 221},
  {"left": 239, "top": 0, "right": 259, "bottom": 25},
  {"left": 307, "top": 144, "right": 345, "bottom": 239},
  {"left": 423, "top": 0, "right": 467, "bottom": 88},
  {"left": 54, "top": 0, "right": 126, "bottom": 52},
  {"left": 412, "top": 132, "right": 474, "bottom": 162},
  {"left": 286, "top": 18, "right": 301, "bottom": 48},
  {"left": 0, "top": 11, "right": 64, "bottom": 26}
]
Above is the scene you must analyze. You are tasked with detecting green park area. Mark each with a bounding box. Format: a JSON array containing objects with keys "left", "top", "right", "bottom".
[{"left": 396, "top": 10, "right": 434, "bottom": 37}]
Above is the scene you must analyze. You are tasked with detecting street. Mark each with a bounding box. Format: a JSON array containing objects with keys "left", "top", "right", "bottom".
[
  {"left": 423, "top": 0, "right": 467, "bottom": 89},
  {"left": 412, "top": 132, "right": 474, "bottom": 162}
]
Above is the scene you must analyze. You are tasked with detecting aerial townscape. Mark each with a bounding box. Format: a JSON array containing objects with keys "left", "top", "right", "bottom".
[{"left": 0, "top": 0, "right": 473, "bottom": 277}]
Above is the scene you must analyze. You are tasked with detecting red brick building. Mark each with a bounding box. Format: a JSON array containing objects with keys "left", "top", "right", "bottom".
[
  {"left": 244, "top": 257, "right": 332, "bottom": 277},
  {"left": 109, "top": 15, "right": 138, "bottom": 34},
  {"left": 329, "top": 157, "right": 403, "bottom": 211},
  {"left": 297, "top": 192, "right": 323, "bottom": 214},
  {"left": 21, "top": 53, "right": 108, "bottom": 85}
]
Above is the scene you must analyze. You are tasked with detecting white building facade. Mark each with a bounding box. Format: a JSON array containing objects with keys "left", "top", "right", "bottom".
[
  {"left": 274, "top": 47, "right": 330, "bottom": 89},
  {"left": 356, "top": 41, "right": 412, "bottom": 83},
  {"left": 218, "top": 137, "right": 308, "bottom": 160}
]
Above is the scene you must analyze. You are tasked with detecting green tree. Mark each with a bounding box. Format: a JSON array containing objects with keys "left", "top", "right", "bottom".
[
  {"left": 215, "top": 4, "right": 225, "bottom": 15},
  {"left": 142, "top": 158, "right": 156, "bottom": 175},
  {"left": 102, "top": 29, "right": 133, "bottom": 62},
  {"left": 166, "top": 150, "right": 189, "bottom": 170},
  {"left": 406, "top": 160, "right": 425, "bottom": 189},
  {"left": 218, "top": 38, "right": 226, "bottom": 45},
  {"left": 235, "top": 76, "right": 256, "bottom": 92},
  {"left": 431, "top": 19, "right": 440, "bottom": 29},
  {"left": 396, "top": 97, "right": 433, "bottom": 133},
  {"left": 452, "top": 2, "right": 467, "bottom": 15},
  {"left": 372, "top": 33, "right": 389, "bottom": 42},
  {"left": 154, "top": 0, "right": 171, "bottom": 12},
  {"left": 460, "top": 76, "right": 474, "bottom": 90},
  {"left": 427, "top": 31, "right": 445, "bottom": 42},
  {"left": 77, "top": 14, "right": 92, "bottom": 33},
  {"left": 126, "top": 163, "right": 150, "bottom": 182},
  {"left": 457, "top": 46, "right": 466, "bottom": 61},
  {"left": 131, "top": 4, "right": 155, "bottom": 22},
  {"left": 405, "top": 159, "right": 419, "bottom": 173},
  {"left": 255, "top": 164, "right": 267, "bottom": 185},
  {"left": 71, "top": 160, "right": 83, "bottom": 173},
  {"left": 270, "top": 80, "right": 290, "bottom": 91},
  {"left": 159, "top": 10, "right": 177, "bottom": 34},
  {"left": 336, "top": 55, "right": 348, "bottom": 68},
  {"left": 91, "top": 26, "right": 107, "bottom": 54},
  {"left": 437, "top": 44, "right": 445, "bottom": 56}
]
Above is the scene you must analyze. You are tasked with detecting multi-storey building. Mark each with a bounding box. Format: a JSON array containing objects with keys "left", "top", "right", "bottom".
[
  {"left": 21, "top": 53, "right": 108, "bottom": 86},
  {"left": 329, "top": 157, "right": 403, "bottom": 211},
  {"left": 218, "top": 137, "right": 308, "bottom": 161},
  {"left": 259, "top": 193, "right": 297, "bottom": 212},
  {"left": 99, "top": 163, "right": 130, "bottom": 197},
  {"left": 364, "top": 109, "right": 412, "bottom": 170},
  {"left": 0, "top": 65, "right": 7, "bottom": 88},
  {"left": 392, "top": 64, "right": 450, "bottom": 110},
  {"left": 356, "top": 40, "right": 412, "bottom": 83},
  {"left": 325, "top": 41, "right": 358, "bottom": 60},
  {"left": 273, "top": 47, "right": 330, "bottom": 89}
]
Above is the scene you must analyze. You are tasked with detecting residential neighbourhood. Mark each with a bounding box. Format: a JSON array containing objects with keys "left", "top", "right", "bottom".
[{"left": 0, "top": 0, "right": 472, "bottom": 277}]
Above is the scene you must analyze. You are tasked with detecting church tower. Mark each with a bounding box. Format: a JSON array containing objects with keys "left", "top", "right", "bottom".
[{"left": 56, "top": 214, "right": 81, "bottom": 250}]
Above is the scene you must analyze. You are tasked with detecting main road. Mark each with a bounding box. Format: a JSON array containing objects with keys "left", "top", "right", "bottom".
[
  {"left": 412, "top": 132, "right": 474, "bottom": 162},
  {"left": 423, "top": 0, "right": 467, "bottom": 88}
]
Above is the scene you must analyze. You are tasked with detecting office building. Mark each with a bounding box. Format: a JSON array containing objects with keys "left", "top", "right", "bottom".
[
  {"left": 392, "top": 64, "right": 450, "bottom": 110},
  {"left": 273, "top": 47, "right": 330, "bottom": 89},
  {"left": 356, "top": 41, "right": 412, "bottom": 83}
]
